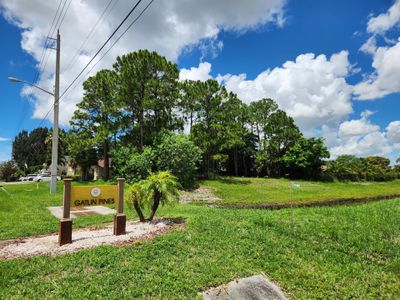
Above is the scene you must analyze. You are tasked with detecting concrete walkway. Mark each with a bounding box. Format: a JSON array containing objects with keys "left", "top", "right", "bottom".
[{"left": 47, "top": 205, "right": 116, "bottom": 219}]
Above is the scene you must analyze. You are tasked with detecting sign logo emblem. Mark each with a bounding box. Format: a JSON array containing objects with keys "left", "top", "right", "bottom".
[{"left": 91, "top": 187, "right": 101, "bottom": 197}]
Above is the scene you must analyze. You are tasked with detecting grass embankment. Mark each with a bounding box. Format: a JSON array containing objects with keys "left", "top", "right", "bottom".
[
  {"left": 0, "top": 199, "right": 399, "bottom": 299},
  {"left": 202, "top": 177, "right": 400, "bottom": 207},
  {"left": 0, "top": 180, "right": 399, "bottom": 298}
]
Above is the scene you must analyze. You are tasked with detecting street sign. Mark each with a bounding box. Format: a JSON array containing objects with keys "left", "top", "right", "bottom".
[
  {"left": 59, "top": 179, "right": 126, "bottom": 246},
  {"left": 70, "top": 185, "right": 118, "bottom": 207}
]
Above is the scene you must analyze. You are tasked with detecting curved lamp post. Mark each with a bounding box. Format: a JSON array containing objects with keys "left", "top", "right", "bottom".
[
  {"left": 8, "top": 76, "right": 59, "bottom": 194},
  {"left": 8, "top": 77, "right": 54, "bottom": 96}
]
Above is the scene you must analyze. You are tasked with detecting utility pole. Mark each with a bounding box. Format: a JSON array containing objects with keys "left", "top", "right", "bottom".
[
  {"left": 8, "top": 32, "right": 60, "bottom": 194},
  {"left": 50, "top": 30, "right": 60, "bottom": 194}
]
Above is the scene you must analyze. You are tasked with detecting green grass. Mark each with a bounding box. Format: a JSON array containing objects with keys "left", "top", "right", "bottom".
[
  {"left": 0, "top": 180, "right": 399, "bottom": 299},
  {"left": 0, "top": 200, "right": 399, "bottom": 299},
  {"left": 202, "top": 177, "right": 400, "bottom": 205}
]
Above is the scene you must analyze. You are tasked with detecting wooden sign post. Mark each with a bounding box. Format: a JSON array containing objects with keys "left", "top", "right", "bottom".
[
  {"left": 113, "top": 178, "right": 126, "bottom": 235},
  {"left": 58, "top": 178, "right": 126, "bottom": 246},
  {"left": 59, "top": 178, "right": 72, "bottom": 246}
]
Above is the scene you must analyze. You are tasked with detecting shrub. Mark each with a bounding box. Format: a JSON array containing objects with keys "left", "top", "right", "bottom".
[
  {"left": 324, "top": 155, "right": 397, "bottom": 182},
  {"left": 0, "top": 160, "right": 20, "bottom": 182},
  {"left": 283, "top": 137, "right": 330, "bottom": 179},
  {"left": 153, "top": 132, "right": 202, "bottom": 187},
  {"left": 111, "top": 146, "right": 154, "bottom": 183}
]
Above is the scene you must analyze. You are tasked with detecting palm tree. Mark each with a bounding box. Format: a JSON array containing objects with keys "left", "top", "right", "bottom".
[
  {"left": 126, "top": 183, "right": 146, "bottom": 222},
  {"left": 127, "top": 171, "right": 180, "bottom": 222}
]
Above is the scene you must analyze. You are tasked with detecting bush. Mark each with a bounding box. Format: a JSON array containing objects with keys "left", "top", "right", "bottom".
[
  {"left": 112, "top": 132, "right": 201, "bottom": 187},
  {"left": 0, "top": 160, "right": 20, "bottom": 182},
  {"left": 153, "top": 132, "right": 202, "bottom": 187},
  {"left": 283, "top": 137, "right": 330, "bottom": 179},
  {"left": 324, "top": 155, "right": 398, "bottom": 182},
  {"left": 111, "top": 146, "right": 154, "bottom": 183},
  {"left": 27, "top": 165, "right": 44, "bottom": 174}
]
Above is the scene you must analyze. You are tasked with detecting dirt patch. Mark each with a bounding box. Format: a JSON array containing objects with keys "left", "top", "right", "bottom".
[
  {"left": 179, "top": 186, "right": 221, "bottom": 203},
  {"left": 212, "top": 193, "right": 400, "bottom": 210},
  {"left": 0, "top": 218, "right": 184, "bottom": 260}
]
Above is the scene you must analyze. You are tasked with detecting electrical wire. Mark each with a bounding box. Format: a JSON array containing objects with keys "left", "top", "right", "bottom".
[
  {"left": 58, "top": 0, "right": 73, "bottom": 30},
  {"left": 16, "top": 0, "right": 63, "bottom": 136},
  {"left": 39, "top": 0, "right": 69, "bottom": 77},
  {"left": 63, "top": 0, "right": 118, "bottom": 73},
  {"left": 60, "top": 0, "right": 155, "bottom": 103},
  {"left": 37, "top": 0, "right": 154, "bottom": 127},
  {"left": 59, "top": 0, "right": 143, "bottom": 100},
  {"left": 33, "top": 0, "right": 63, "bottom": 85}
]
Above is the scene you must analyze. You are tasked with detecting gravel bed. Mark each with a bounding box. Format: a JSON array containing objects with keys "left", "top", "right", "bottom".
[{"left": 0, "top": 219, "right": 175, "bottom": 260}]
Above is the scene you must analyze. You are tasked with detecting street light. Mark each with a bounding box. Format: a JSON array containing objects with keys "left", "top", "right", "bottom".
[
  {"left": 8, "top": 76, "right": 59, "bottom": 194},
  {"left": 8, "top": 77, "right": 54, "bottom": 96},
  {"left": 8, "top": 30, "right": 60, "bottom": 194}
]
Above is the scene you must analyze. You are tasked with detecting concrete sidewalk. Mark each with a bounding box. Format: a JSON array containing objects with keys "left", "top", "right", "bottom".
[{"left": 48, "top": 205, "right": 116, "bottom": 219}]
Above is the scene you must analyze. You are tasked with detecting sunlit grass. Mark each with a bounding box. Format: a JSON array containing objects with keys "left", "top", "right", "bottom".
[
  {"left": 0, "top": 179, "right": 399, "bottom": 299},
  {"left": 202, "top": 177, "right": 400, "bottom": 204},
  {"left": 0, "top": 200, "right": 399, "bottom": 299}
]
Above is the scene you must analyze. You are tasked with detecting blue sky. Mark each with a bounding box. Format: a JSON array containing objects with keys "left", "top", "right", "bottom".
[{"left": 1, "top": 0, "right": 399, "bottom": 163}]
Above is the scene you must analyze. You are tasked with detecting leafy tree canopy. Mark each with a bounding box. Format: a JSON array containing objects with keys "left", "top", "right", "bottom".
[{"left": 283, "top": 137, "right": 330, "bottom": 179}]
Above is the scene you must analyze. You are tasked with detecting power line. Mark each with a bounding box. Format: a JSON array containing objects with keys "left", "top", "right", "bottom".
[
  {"left": 49, "top": 0, "right": 68, "bottom": 38},
  {"left": 36, "top": 104, "right": 54, "bottom": 129},
  {"left": 38, "top": 0, "right": 154, "bottom": 127},
  {"left": 28, "top": 0, "right": 72, "bottom": 127},
  {"left": 59, "top": 0, "right": 143, "bottom": 100},
  {"left": 16, "top": 0, "right": 63, "bottom": 136},
  {"left": 58, "top": 0, "right": 73, "bottom": 30},
  {"left": 33, "top": 0, "right": 63, "bottom": 85},
  {"left": 64, "top": 0, "right": 118, "bottom": 73},
  {"left": 39, "top": 0, "right": 69, "bottom": 77},
  {"left": 60, "top": 0, "right": 155, "bottom": 102}
]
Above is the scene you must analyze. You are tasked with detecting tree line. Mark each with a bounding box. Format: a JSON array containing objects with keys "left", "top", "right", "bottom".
[
  {"left": 66, "top": 49, "right": 327, "bottom": 185},
  {"left": 4, "top": 50, "right": 400, "bottom": 184}
]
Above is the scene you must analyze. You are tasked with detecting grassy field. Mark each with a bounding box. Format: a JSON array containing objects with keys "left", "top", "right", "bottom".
[
  {"left": 202, "top": 177, "right": 400, "bottom": 205},
  {"left": 0, "top": 180, "right": 399, "bottom": 299}
]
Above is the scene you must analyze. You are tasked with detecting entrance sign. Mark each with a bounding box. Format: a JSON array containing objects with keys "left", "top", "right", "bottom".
[
  {"left": 70, "top": 185, "right": 118, "bottom": 207},
  {"left": 58, "top": 178, "right": 126, "bottom": 246}
]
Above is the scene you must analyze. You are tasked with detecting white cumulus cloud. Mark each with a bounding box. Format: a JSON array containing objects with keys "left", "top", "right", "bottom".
[
  {"left": 387, "top": 120, "right": 400, "bottom": 148},
  {"left": 330, "top": 111, "right": 393, "bottom": 157},
  {"left": 367, "top": 0, "right": 400, "bottom": 35},
  {"left": 1, "top": 0, "right": 287, "bottom": 125},
  {"left": 360, "top": 36, "right": 377, "bottom": 55},
  {"left": 179, "top": 62, "right": 212, "bottom": 81},
  {"left": 338, "top": 110, "right": 379, "bottom": 136},
  {"left": 181, "top": 58, "right": 400, "bottom": 160},
  {"left": 356, "top": 0, "right": 400, "bottom": 100},
  {"left": 354, "top": 39, "right": 400, "bottom": 100},
  {"left": 216, "top": 51, "right": 353, "bottom": 135}
]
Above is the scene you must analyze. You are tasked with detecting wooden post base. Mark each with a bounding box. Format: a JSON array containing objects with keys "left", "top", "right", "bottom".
[
  {"left": 113, "top": 213, "right": 126, "bottom": 236},
  {"left": 59, "top": 218, "right": 72, "bottom": 246}
]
